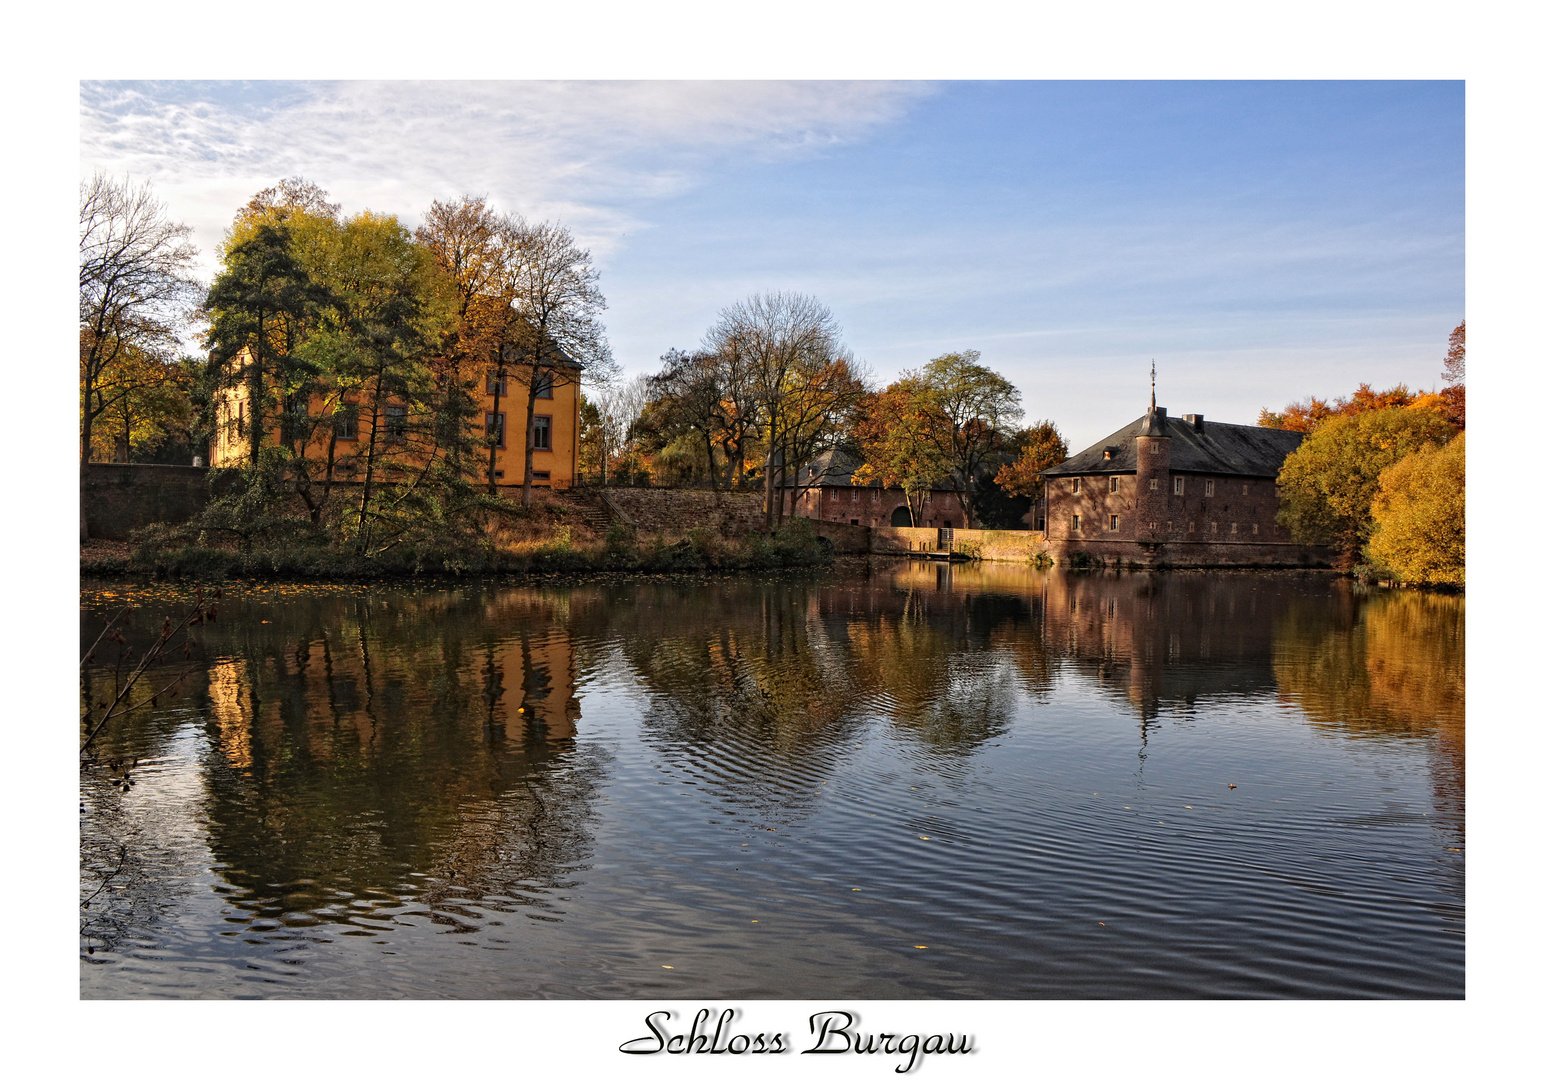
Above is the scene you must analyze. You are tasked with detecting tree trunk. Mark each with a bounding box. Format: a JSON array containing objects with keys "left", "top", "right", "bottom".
[
  {"left": 521, "top": 363, "right": 540, "bottom": 509},
  {"left": 356, "top": 373, "right": 383, "bottom": 555},
  {"left": 487, "top": 366, "right": 503, "bottom": 496},
  {"left": 762, "top": 409, "right": 778, "bottom": 531}
]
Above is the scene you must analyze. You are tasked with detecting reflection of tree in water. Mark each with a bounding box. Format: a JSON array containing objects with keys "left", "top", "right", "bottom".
[
  {"left": 82, "top": 585, "right": 603, "bottom": 945},
  {"left": 587, "top": 576, "right": 1042, "bottom": 830},
  {"left": 1274, "top": 588, "right": 1465, "bottom": 842}
]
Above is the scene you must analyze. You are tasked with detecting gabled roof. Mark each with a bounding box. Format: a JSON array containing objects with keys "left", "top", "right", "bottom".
[
  {"left": 793, "top": 448, "right": 963, "bottom": 492},
  {"left": 1044, "top": 406, "right": 1304, "bottom": 478}
]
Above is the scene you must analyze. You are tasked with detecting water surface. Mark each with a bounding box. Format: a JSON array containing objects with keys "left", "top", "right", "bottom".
[{"left": 79, "top": 563, "right": 1464, "bottom": 998}]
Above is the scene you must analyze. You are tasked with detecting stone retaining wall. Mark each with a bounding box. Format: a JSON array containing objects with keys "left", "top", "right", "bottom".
[
  {"left": 601, "top": 488, "right": 767, "bottom": 535},
  {"left": 80, "top": 463, "right": 218, "bottom": 541}
]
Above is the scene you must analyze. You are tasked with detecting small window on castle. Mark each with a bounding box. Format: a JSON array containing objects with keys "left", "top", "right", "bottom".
[
  {"left": 1072, "top": 514, "right": 1081, "bottom": 531},
  {"left": 1108, "top": 514, "right": 1119, "bottom": 531},
  {"left": 1252, "top": 523, "right": 1259, "bottom": 534},
  {"left": 1205, "top": 479, "right": 1215, "bottom": 497},
  {"left": 1188, "top": 522, "right": 1195, "bottom": 533},
  {"left": 1110, "top": 476, "right": 1119, "bottom": 493},
  {"left": 1210, "top": 521, "right": 1218, "bottom": 533},
  {"left": 1242, "top": 483, "right": 1250, "bottom": 496},
  {"left": 1174, "top": 477, "right": 1184, "bottom": 495},
  {"left": 1149, "top": 478, "right": 1159, "bottom": 491},
  {"left": 1230, "top": 522, "right": 1239, "bottom": 534},
  {"left": 1072, "top": 478, "right": 1081, "bottom": 494}
]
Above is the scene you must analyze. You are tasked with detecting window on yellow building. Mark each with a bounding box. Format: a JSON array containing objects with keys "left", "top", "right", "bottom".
[
  {"left": 385, "top": 406, "right": 407, "bottom": 439},
  {"left": 485, "top": 411, "right": 506, "bottom": 448},
  {"left": 487, "top": 370, "right": 507, "bottom": 396},
  {"left": 534, "top": 373, "right": 554, "bottom": 399},
  {"left": 533, "top": 415, "right": 552, "bottom": 451},
  {"left": 333, "top": 406, "right": 358, "bottom": 441}
]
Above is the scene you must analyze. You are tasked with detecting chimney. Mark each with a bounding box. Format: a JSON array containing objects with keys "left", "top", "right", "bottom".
[{"left": 1184, "top": 413, "right": 1204, "bottom": 432}]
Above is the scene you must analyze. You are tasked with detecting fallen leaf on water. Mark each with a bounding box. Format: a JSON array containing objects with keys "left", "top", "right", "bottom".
[
  {"left": 1099, "top": 922, "right": 1106, "bottom": 926},
  {"left": 919, "top": 835, "right": 930, "bottom": 840},
  {"left": 852, "top": 888, "right": 861, "bottom": 891},
  {"left": 914, "top": 946, "right": 928, "bottom": 949},
  {"left": 662, "top": 965, "right": 674, "bottom": 969}
]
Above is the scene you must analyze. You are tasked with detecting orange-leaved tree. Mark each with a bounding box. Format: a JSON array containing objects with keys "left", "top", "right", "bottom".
[{"left": 851, "top": 378, "right": 951, "bottom": 528}]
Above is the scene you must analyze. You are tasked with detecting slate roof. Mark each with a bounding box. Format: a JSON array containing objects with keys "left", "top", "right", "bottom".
[
  {"left": 794, "top": 448, "right": 962, "bottom": 492},
  {"left": 1043, "top": 406, "right": 1304, "bottom": 479}
]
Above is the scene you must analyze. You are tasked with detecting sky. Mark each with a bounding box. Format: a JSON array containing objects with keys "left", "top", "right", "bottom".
[{"left": 79, "top": 79, "right": 1464, "bottom": 453}]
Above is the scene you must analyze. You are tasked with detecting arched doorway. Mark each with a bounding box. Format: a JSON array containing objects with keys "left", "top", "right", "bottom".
[{"left": 890, "top": 505, "right": 913, "bottom": 527}]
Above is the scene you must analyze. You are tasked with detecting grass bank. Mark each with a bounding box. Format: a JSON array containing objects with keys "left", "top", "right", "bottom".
[{"left": 82, "top": 515, "right": 835, "bottom": 581}]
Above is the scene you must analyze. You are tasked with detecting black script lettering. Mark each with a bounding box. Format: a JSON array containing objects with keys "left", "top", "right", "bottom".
[
  {"left": 804, "top": 1011, "right": 857, "bottom": 1054},
  {"left": 619, "top": 1011, "right": 672, "bottom": 1055},
  {"left": 769, "top": 1034, "right": 788, "bottom": 1053},
  {"left": 894, "top": 1033, "right": 921, "bottom": 1074},
  {"left": 688, "top": 1008, "right": 713, "bottom": 1053}
]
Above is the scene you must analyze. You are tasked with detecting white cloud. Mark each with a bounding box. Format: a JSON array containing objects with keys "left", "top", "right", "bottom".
[{"left": 79, "top": 80, "right": 933, "bottom": 279}]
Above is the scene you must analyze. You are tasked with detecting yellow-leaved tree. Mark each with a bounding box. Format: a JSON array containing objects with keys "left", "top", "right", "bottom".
[{"left": 1364, "top": 432, "right": 1465, "bottom": 587}]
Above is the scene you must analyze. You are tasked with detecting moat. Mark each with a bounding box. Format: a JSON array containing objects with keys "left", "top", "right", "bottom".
[{"left": 80, "top": 562, "right": 1464, "bottom": 998}]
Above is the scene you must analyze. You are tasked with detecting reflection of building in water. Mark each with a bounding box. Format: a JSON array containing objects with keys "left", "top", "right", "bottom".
[
  {"left": 483, "top": 633, "right": 581, "bottom": 741},
  {"left": 1038, "top": 572, "right": 1292, "bottom": 721},
  {"left": 206, "top": 658, "right": 254, "bottom": 769}
]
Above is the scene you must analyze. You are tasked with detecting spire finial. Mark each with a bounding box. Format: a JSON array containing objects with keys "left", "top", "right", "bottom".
[{"left": 1150, "top": 360, "right": 1156, "bottom": 409}]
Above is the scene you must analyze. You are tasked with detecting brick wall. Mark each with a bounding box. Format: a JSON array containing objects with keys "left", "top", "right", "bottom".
[
  {"left": 602, "top": 488, "right": 767, "bottom": 535},
  {"left": 80, "top": 463, "right": 218, "bottom": 541}
]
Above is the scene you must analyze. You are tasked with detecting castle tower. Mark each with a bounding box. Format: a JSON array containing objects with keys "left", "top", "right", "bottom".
[{"left": 1133, "top": 364, "right": 1170, "bottom": 547}]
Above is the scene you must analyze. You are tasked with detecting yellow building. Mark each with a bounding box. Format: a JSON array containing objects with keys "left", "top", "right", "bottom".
[{"left": 210, "top": 356, "right": 582, "bottom": 492}]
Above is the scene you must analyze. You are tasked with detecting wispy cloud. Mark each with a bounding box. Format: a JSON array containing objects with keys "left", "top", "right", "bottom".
[{"left": 80, "top": 80, "right": 933, "bottom": 276}]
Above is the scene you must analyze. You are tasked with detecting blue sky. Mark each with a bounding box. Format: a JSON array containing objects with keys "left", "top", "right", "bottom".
[{"left": 80, "top": 80, "right": 1463, "bottom": 450}]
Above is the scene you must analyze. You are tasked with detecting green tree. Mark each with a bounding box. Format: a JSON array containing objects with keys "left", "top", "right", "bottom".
[
  {"left": 1276, "top": 405, "right": 1455, "bottom": 564},
  {"left": 307, "top": 211, "right": 457, "bottom": 553},
  {"left": 205, "top": 224, "right": 335, "bottom": 466},
  {"left": 1364, "top": 432, "right": 1464, "bottom": 586},
  {"left": 914, "top": 351, "right": 1024, "bottom": 529}
]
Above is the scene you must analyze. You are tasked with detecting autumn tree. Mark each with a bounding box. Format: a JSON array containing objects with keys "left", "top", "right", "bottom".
[
  {"left": 79, "top": 173, "right": 200, "bottom": 463},
  {"left": 1258, "top": 382, "right": 1426, "bottom": 434},
  {"left": 851, "top": 378, "right": 951, "bottom": 528},
  {"left": 643, "top": 349, "right": 734, "bottom": 491},
  {"left": 1364, "top": 432, "right": 1464, "bottom": 586},
  {"left": 415, "top": 196, "right": 528, "bottom": 493},
  {"left": 501, "top": 221, "right": 616, "bottom": 507},
  {"left": 993, "top": 418, "right": 1069, "bottom": 520},
  {"left": 1276, "top": 404, "right": 1456, "bottom": 565},
  {"left": 705, "top": 292, "right": 852, "bottom": 529}
]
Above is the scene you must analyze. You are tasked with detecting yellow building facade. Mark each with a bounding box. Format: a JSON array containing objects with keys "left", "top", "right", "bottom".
[{"left": 210, "top": 360, "right": 582, "bottom": 492}]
